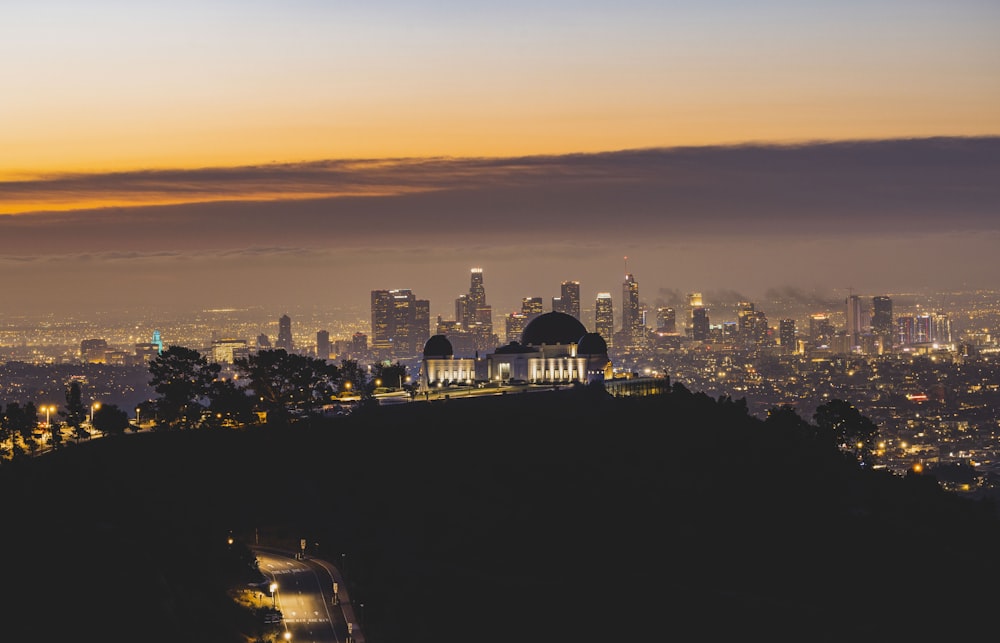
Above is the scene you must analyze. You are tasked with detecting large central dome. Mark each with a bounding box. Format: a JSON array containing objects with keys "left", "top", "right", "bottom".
[{"left": 521, "top": 311, "right": 588, "bottom": 346}]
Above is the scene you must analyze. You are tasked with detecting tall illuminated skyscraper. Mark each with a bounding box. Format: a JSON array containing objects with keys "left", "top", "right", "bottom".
[
  {"left": 371, "top": 288, "right": 430, "bottom": 358},
  {"left": 872, "top": 296, "right": 893, "bottom": 351},
  {"left": 276, "top": 314, "right": 293, "bottom": 352},
  {"left": 594, "top": 293, "right": 614, "bottom": 347},
  {"left": 779, "top": 319, "right": 796, "bottom": 352},
  {"left": 553, "top": 281, "right": 581, "bottom": 320},
  {"left": 622, "top": 273, "right": 642, "bottom": 349}
]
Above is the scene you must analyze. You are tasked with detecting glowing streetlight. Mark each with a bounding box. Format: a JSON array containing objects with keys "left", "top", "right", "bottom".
[
  {"left": 283, "top": 632, "right": 292, "bottom": 641},
  {"left": 135, "top": 407, "right": 141, "bottom": 426},
  {"left": 91, "top": 401, "right": 101, "bottom": 425},
  {"left": 41, "top": 404, "right": 55, "bottom": 427},
  {"left": 269, "top": 582, "right": 278, "bottom": 609}
]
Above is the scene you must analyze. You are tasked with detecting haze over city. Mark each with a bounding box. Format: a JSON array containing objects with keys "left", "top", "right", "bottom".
[{"left": 2, "top": 1, "right": 998, "bottom": 319}]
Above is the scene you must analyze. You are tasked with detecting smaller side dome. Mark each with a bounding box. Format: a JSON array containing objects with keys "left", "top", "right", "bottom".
[
  {"left": 577, "top": 332, "right": 608, "bottom": 355},
  {"left": 423, "top": 334, "right": 454, "bottom": 358}
]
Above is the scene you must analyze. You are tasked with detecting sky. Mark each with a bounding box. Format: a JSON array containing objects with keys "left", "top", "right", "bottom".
[{"left": 1, "top": 1, "right": 999, "bottom": 321}]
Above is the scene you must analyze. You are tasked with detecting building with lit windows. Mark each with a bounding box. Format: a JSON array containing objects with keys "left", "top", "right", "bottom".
[
  {"left": 371, "top": 289, "right": 431, "bottom": 360},
  {"left": 620, "top": 273, "right": 643, "bottom": 351},
  {"left": 872, "top": 296, "right": 893, "bottom": 351},
  {"left": 552, "top": 280, "right": 581, "bottom": 320},
  {"left": 211, "top": 338, "right": 249, "bottom": 364},
  {"left": 594, "top": 293, "right": 614, "bottom": 347},
  {"left": 522, "top": 296, "right": 544, "bottom": 320}
]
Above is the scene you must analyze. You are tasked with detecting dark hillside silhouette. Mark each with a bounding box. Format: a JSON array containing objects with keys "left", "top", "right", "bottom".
[{"left": 1, "top": 384, "right": 999, "bottom": 642}]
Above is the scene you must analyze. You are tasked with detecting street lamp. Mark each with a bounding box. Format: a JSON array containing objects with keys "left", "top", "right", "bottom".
[
  {"left": 41, "top": 404, "right": 55, "bottom": 427},
  {"left": 283, "top": 631, "right": 291, "bottom": 641},
  {"left": 270, "top": 582, "right": 278, "bottom": 609},
  {"left": 135, "top": 407, "right": 141, "bottom": 427},
  {"left": 91, "top": 402, "right": 101, "bottom": 425}
]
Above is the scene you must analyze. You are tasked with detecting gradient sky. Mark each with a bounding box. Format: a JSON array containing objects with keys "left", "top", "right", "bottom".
[{"left": 2, "top": 1, "right": 999, "bottom": 321}]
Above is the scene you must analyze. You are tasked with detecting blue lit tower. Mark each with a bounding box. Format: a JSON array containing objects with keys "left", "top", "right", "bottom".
[{"left": 151, "top": 330, "right": 164, "bottom": 355}]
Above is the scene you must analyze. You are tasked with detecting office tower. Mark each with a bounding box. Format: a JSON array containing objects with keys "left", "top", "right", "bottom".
[
  {"left": 351, "top": 332, "right": 368, "bottom": 355},
  {"left": 809, "top": 313, "right": 833, "bottom": 345},
  {"left": 371, "top": 288, "right": 430, "bottom": 358},
  {"left": 595, "top": 293, "right": 614, "bottom": 347},
  {"left": 657, "top": 307, "right": 676, "bottom": 333},
  {"left": 915, "top": 314, "right": 932, "bottom": 343},
  {"left": 469, "top": 267, "right": 486, "bottom": 315},
  {"left": 872, "top": 296, "right": 893, "bottom": 350},
  {"left": 522, "top": 297, "right": 544, "bottom": 320},
  {"left": 931, "top": 312, "right": 952, "bottom": 343},
  {"left": 692, "top": 307, "right": 710, "bottom": 341},
  {"left": 371, "top": 290, "right": 394, "bottom": 351},
  {"left": 257, "top": 333, "right": 271, "bottom": 350},
  {"left": 845, "top": 295, "right": 865, "bottom": 350},
  {"left": 276, "top": 314, "right": 293, "bottom": 352},
  {"left": 316, "top": 330, "right": 331, "bottom": 360},
  {"left": 779, "top": 319, "right": 796, "bottom": 351},
  {"left": 622, "top": 273, "right": 642, "bottom": 349},
  {"left": 558, "top": 281, "right": 581, "bottom": 320},
  {"left": 897, "top": 316, "right": 915, "bottom": 346},
  {"left": 505, "top": 312, "right": 529, "bottom": 344},
  {"left": 736, "top": 301, "right": 756, "bottom": 343},
  {"left": 456, "top": 267, "right": 492, "bottom": 330}
]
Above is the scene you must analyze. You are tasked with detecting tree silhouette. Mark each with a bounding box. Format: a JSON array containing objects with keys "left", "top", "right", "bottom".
[
  {"left": 338, "top": 358, "right": 368, "bottom": 398},
  {"left": 206, "top": 378, "right": 256, "bottom": 428},
  {"left": 235, "top": 349, "right": 340, "bottom": 423},
  {"left": 93, "top": 403, "right": 131, "bottom": 436},
  {"left": 61, "top": 380, "right": 89, "bottom": 441},
  {"left": 813, "top": 398, "right": 879, "bottom": 464},
  {"left": 148, "top": 346, "right": 221, "bottom": 430}
]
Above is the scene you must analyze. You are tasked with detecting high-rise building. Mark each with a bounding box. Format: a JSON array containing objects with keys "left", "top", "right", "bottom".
[
  {"left": 595, "top": 293, "right": 614, "bottom": 347},
  {"left": 845, "top": 295, "right": 865, "bottom": 351},
  {"left": 351, "top": 332, "right": 368, "bottom": 355},
  {"left": 809, "top": 313, "right": 834, "bottom": 345},
  {"left": 622, "top": 273, "right": 642, "bottom": 349},
  {"left": 692, "top": 307, "right": 710, "bottom": 341},
  {"left": 897, "top": 316, "right": 915, "bottom": 346},
  {"left": 656, "top": 307, "right": 676, "bottom": 333},
  {"left": 779, "top": 319, "right": 796, "bottom": 351},
  {"left": 371, "top": 288, "right": 431, "bottom": 358},
  {"left": 504, "top": 312, "right": 529, "bottom": 344},
  {"left": 316, "top": 330, "right": 331, "bottom": 360},
  {"left": 556, "top": 281, "right": 581, "bottom": 320},
  {"left": 872, "top": 296, "right": 893, "bottom": 351},
  {"left": 736, "top": 301, "right": 756, "bottom": 344},
  {"left": 276, "top": 314, "right": 293, "bottom": 352},
  {"left": 931, "top": 312, "right": 952, "bottom": 343},
  {"left": 522, "top": 297, "right": 544, "bottom": 320},
  {"left": 257, "top": 333, "right": 271, "bottom": 350}
]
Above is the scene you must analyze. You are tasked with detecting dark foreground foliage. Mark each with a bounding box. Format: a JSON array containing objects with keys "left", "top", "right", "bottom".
[{"left": 2, "top": 384, "right": 998, "bottom": 642}]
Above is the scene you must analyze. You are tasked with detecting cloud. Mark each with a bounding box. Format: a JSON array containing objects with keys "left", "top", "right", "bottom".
[{"left": 2, "top": 137, "right": 999, "bottom": 317}]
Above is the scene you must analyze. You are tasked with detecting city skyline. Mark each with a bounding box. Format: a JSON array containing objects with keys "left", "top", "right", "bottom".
[{"left": 2, "top": 2, "right": 999, "bottom": 317}]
